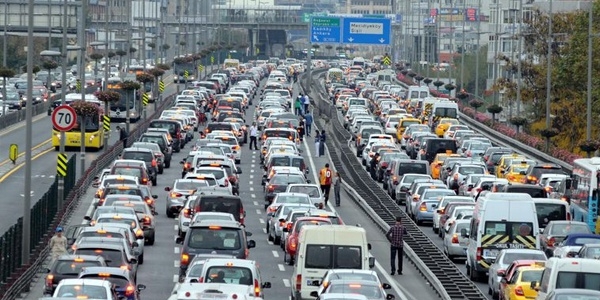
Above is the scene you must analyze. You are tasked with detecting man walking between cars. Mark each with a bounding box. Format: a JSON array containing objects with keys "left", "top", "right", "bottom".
[
  {"left": 386, "top": 216, "right": 408, "bottom": 275},
  {"left": 334, "top": 172, "right": 342, "bottom": 207},
  {"left": 319, "top": 163, "right": 333, "bottom": 207},
  {"left": 249, "top": 122, "right": 259, "bottom": 151}
]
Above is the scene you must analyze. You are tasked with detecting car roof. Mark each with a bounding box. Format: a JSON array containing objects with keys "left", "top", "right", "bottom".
[
  {"left": 203, "top": 258, "right": 258, "bottom": 267},
  {"left": 79, "top": 266, "right": 131, "bottom": 278},
  {"left": 54, "top": 254, "right": 106, "bottom": 262},
  {"left": 190, "top": 219, "right": 243, "bottom": 229}
]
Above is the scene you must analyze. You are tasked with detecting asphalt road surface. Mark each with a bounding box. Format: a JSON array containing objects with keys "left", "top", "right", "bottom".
[{"left": 21, "top": 75, "right": 440, "bottom": 300}]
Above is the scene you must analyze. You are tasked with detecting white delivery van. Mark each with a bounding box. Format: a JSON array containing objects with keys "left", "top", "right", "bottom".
[
  {"left": 532, "top": 198, "right": 571, "bottom": 232},
  {"left": 406, "top": 86, "right": 430, "bottom": 102},
  {"left": 291, "top": 225, "right": 374, "bottom": 300},
  {"left": 430, "top": 100, "right": 459, "bottom": 123},
  {"left": 464, "top": 193, "right": 540, "bottom": 281},
  {"left": 534, "top": 257, "right": 600, "bottom": 299}
]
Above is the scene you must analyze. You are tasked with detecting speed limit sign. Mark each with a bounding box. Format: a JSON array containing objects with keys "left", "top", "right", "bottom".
[{"left": 51, "top": 105, "right": 77, "bottom": 131}]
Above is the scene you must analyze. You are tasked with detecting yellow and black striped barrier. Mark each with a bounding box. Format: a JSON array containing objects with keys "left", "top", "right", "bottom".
[
  {"left": 184, "top": 70, "right": 189, "bottom": 80},
  {"left": 512, "top": 235, "right": 537, "bottom": 249},
  {"left": 142, "top": 92, "right": 150, "bottom": 106},
  {"left": 103, "top": 115, "right": 110, "bottom": 131},
  {"left": 159, "top": 80, "right": 165, "bottom": 93},
  {"left": 198, "top": 65, "right": 204, "bottom": 72},
  {"left": 382, "top": 55, "right": 392, "bottom": 65},
  {"left": 481, "top": 234, "right": 510, "bottom": 247},
  {"left": 57, "top": 153, "right": 68, "bottom": 177},
  {"left": 76, "top": 80, "right": 81, "bottom": 93}
]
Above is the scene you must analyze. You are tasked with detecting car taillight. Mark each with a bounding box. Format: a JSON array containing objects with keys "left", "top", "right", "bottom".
[
  {"left": 136, "top": 229, "right": 143, "bottom": 238},
  {"left": 245, "top": 248, "right": 249, "bottom": 258},
  {"left": 567, "top": 212, "right": 571, "bottom": 220},
  {"left": 232, "top": 145, "right": 240, "bottom": 151},
  {"left": 145, "top": 198, "right": 154, "bottom": 206},
  {"left": 254, "top": 279, "right": 261, "bottom": 297},
  {"left": 151, "top": 159, "right": 157, "bottom": 167},
  {"left": 46, "top": 274, "right": 54, "bottom": 286},
  {"left": 287, "top": 223, "right": 293, "bottom": 231},
  {"left": 547, "top": 237, "right": 555, "bottom": 247},
  {"left": 296, "top": 274, "right": 302, "bottom": 292},
  {"left": 514, "top": 286, "right": 524, "bottom": 296},
  {"left": 181, "top": 253, "right": 190, "bottom": 265},
  {"left": 229, "top": 176, "right": 237, "bottom": 183},
  {"left": 476, "top": 247, "right": 482, "bottom": 261},
  {"left": 142, "top": 178, "right": 148, "bottom": 184},
  {"left": 199, "top": 276, "right": 204, "bottom": 283},
  {"left": 224, "top": 179, "right": 229, "bottom": 187},
  {"left": 291, "top": 239, "right": 297, "bottom": 249},
  {"left": 451, "top": 234, "right": 459, "bottom": 244},
  {"left": 438, "top": 208, "right": 445, "bottom": 214},
  {"left": 183, "top": 208, "right": 191, "bottom": 218},
  {"left": 125, "top": 284, "right": 135, "bottom": 296},
  {"left": 267, "top": 206, "right": 277, "bottom": 213},
  {"left": 268, "top": 185, "right": 275, "bottom": 192},
  {"left": 419, "top": 203, "right": 427, "bottom": 212},
  {"left": 177, "top": 131, "right": 183, "bottom": 139},
  {"left": 171, "top": 192, "right": 183, "bottom": 198},
  {"left": 184, "top": 162, "right": 191, "bottom": 170},
  {"left": 143, "top": 216, "right": 151, "bottom": 225},
  {"left": 155, "top": 152, "right": 163, "bottom": 157},
  {"left": 381, "top": 162, "right": 388, "bottom": 169},
  {"left": 527, "top": 175, "right": 537, "bottom": 183}
]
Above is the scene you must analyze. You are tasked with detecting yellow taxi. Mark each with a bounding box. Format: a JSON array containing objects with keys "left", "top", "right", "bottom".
[
  {"left": 495, "top": 154, "right": 527, "bottom": 178},
  {"left": 501, "top": 264, "right": 544, "bottom": 300},
  {"left": 430, "top": 153, "right": 462, "bottom": 179},
  {"left": 435, "top": 118, "right": 460, "bottom": 137},
  {"left": 396, "top": 118, "right": 422, "bottom": 140},
  {"left": 501, "top": 161, "right": 533, "bottom": 183}
]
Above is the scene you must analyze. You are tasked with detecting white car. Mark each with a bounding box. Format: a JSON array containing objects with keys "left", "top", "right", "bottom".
[
  {"left": 177, "top": 198, "right": 195, "bottom": 238},
  {"left": 190, "top": 212, "right": 236, "bottom": 225},
  {"left": 52, "top": 278, "right": 129, "bottom": 299},
  {"left": 315, "top": 269, "right": 389, "bottom": 295},
  {"left": 194, "top": 167, "right": 232, "bottom": 194},
  {"left": 199, "top": 259, "right": 272, "bottom": 298},
  {"left": 285, "top": 183, "right": 323, "bottom": 207},
  {"left": 432, "top": 196, "right": 474, "bottom": 234}
]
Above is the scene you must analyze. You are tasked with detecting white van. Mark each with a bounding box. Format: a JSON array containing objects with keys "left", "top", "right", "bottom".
[
  {"left": 430, "top": 100, "right": 458, "bottom": 122},
  {"left": 406, "top": 86, "right": 430, "bottom": 102},
  {"left": 464, "top": 193, "right": 540, "bottom": 281},
  {"left": 291, "top": 225, "right": 374, "bottom": 300},
  {"left": 534, "top": 257, "right": 600, "bottom": 299}
]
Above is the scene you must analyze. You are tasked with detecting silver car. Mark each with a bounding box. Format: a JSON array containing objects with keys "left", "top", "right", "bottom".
[
  {"left": 486, "top": 248, "right": 547, "bottom": 298},
  {"left": 442, "top": 219, "right": 470, "bottom": 261},
  {"left": 267, "top": 203, "right": 313, "bottom": 245}
]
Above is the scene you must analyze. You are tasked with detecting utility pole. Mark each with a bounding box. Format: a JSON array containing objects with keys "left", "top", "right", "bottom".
[
  {"left": 23, "top": 0, "right": 35, "bottom": 264},
  {"left": 586, "top": 0, "right": 593, "bottom": 140},
  {"left": 460, "top": 0, "right": 466, "bottom": 91},
  {"left": 57, "top": 0, "right": 69, "bottom": 208},
  {"left": 142, "top": 0, "right": 147, "bottom": 120},
  {"left": 516, "top": 0, "right": 523, "bottom": 117},
  {"left": 545, "top": 0, "right": 553, "bottom": 151},
  {"left": 474, "top": 0, "right": 481, "bottom": 97},
  {"left": 79, "top": 0, "right": 88, "bottom": 177}
]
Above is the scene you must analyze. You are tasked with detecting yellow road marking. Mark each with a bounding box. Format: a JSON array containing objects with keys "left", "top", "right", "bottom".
[
  {"left": 0, "top": 139, "right": 52, "bottom": 168},
  {"left": 0, "top": 147, "right": 55, "bottom": 183}
]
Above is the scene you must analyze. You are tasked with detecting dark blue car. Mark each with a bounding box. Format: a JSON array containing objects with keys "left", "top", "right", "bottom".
[
  {"left": 553, "top": 233, "right": 600, "bottom": 258},
  {"left": 78, "top": 267, "right": 145, "bottom": 300}
]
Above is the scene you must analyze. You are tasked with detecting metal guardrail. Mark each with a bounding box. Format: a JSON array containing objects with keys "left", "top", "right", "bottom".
[
  {"left": 301, "top": 70, "right": 487, "bottom": 300},
  {"left": 391, "top": 77, "right": 574, "bottom": 173}
]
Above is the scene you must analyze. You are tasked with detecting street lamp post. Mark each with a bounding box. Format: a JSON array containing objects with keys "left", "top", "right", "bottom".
[
  {"left": 516, "top": 0, "right": 523, "bottom": 116},
  {"left": 545, "top": 0, "right": 553, "bottom": 151},
  {"left": 586, "top": 1, "right": 593, "bottom": 140},
  {"left": 23, "top": 0, "right": 35, "bottom": 264},
  {"left": 78, "top": 0, "right": 88, "bottom": 177},
  {"left": 3, "top": 0, "right": 8, "bottom": 67},
  {"left": 474, "top": 0, "right": 482, "bottom": 98}
]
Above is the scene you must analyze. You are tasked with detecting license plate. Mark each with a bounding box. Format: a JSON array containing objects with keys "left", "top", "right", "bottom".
[{"left": 483, "top": 249, "right": 499, "bottom": 257}]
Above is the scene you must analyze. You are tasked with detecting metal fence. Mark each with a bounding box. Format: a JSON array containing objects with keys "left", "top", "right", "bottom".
[
  {"left": 0, "top": 155, "right": 76, "bottom": 292},
  {"left": 0, "top": 93, "right": 177, "bottom": 300}
]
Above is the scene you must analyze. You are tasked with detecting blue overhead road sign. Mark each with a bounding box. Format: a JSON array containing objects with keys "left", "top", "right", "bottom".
[
  {"left": 310, "top": 16, "right": 342, "bottom": 43},
  {"left": 342, "top": 17, "right": 391, "bottom": 45}
]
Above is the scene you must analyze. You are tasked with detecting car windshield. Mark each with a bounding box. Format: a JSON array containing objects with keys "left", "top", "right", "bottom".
[
  {"left": 175, "top": 180, "right": 209, "bottom": 190},
  {"left": 328, "top": 283, "right": 382, "bottom": 298},
  {"left": 287, "top": 186, "right": 320, "bottom": 198},
  {"left": 55, "top": 285, "right": 108, "bottom": 299},
  {"left": 187, "top": 228, "right": 241, "bottom": 250},
  {"left": 111, "top": 167, "right": 141, "bottom": 178},
  {"left": 502, "top": 252, "right": 547, "bottom": 264},
  {"left": 272, "top": 175, "right": 305, "bottom": 185},
  {"left": 196, "top": 169, "right": 225, "bottom": 180},
  {"left": 549, "top": 224, "right": 590, "bottom": 236},
  {"left": 276, "top": 195, "right": 311, "bottom": 205},
  {"left": 423, "top": 190, "right": 455, "bottom": 200},
  {"left": 54, "top": 260, "right": 103, "bottom": 275},
  {"left": 458, "top": 166, "right": 484, "bottom": 175},
  {"left": 204, "top": 266, "right": 253, "bottom": 285},
  {"left": 329, "top": 273, "right": 378, "bottom": 282},
  {"left": 74, "top": 249, "right": 124, "bottom": 267},
  {"left": 79, "top": 275, "right": 129, "bottom": 289}
]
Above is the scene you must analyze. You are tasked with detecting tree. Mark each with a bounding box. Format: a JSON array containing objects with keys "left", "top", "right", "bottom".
[
  {"left": 107, "top": 52, "right": 116, "bottom": 59},
  {"left": 510, "top": 116, "right": 528, "bottom": 133},
  {"left": 469, "top": 99, "right": 484, "bottom": 111},
  {"left": 116, "top": 49, "right": 127, "bottom": 70},
  {"left": 147, "top": 42, "right": 156, "bottom": 49},
  {"left": 487, "top": 104, "right": 503, "bottom": 124},
  {"left": 89, "top": 53, "right": 104, "bottom": 78},
  {"left": 22, "top": 65, "right": 40, "bottom": 73},
  {"left": 136, "top": 72, "right": 154, "bottom": 84},
  {"left": 41, "top": 60, "right": 59, "bottom": 92}
]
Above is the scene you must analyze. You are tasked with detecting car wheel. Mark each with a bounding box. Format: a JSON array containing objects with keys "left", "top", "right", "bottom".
[
  {"left": 158, "top": 166, "right": 164, "bottom": 174},
  {"left": 274, "top": 235, "right": 281, "bottom": 245},
  {"left": 152, "top": 178, "right": 157, "bottom": 186},
  {"left": 147, "top": 232, "right": 155, "bottom": 245},
  {"left": 165, "top": 160, "right": 171, "bottom": 168},
  {"left": 138, "top": 253, "right": 144, "bottom": 264},
  {"left": 166, "top": 210, "right": 173, "bottom": 218}
]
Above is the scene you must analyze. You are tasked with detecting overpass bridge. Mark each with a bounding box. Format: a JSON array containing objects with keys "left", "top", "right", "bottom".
[{"left": 0, "top": 0, "right": 80, "bottom": 37}]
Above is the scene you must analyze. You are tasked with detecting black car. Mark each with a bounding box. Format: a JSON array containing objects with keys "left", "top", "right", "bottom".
[
  {"left": 138, "top": 133, "right": 173, "bottom": 168},
  {"left": 148, "top": 120, "right": 183, "bottom": 152},
  {"left": 121, "top": 147, "right": 159, "bottom": 186},
  {"left": 43, "top": 254, "right": 107, "bottom": 295}
]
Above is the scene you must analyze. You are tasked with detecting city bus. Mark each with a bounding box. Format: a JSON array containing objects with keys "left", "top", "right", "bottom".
[
  {"left": 127, "top": 65, "right": 145, "bottom": 75},
  {"left": 106, "top": 77, "right": 140, "bottom": 122},
  {"left": 126, "top": 66, "right": 154, "bottom": 102},
  {"left": 569, "top": 158, "right": 600, "bottom": 232},
  {"left": 172, "top": 58, "right": 196, "bottom": 83},
  {"left": 52, "top": 94, "right": 106, "bottom": 150}
]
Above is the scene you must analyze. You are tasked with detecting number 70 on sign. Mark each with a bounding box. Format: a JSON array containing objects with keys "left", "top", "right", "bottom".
[{"left": 51, "top": 105, "right": 78, "bottom": 132}]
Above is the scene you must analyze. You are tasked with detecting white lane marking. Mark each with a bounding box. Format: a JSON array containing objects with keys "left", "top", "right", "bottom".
[
  {"left": 283, "top": 279, "right": 291, "bottom": 288},
  {"left": 268, "top": 241, "right": 273, "bottom": 245},
  {"left": 256, "top": 209, "right": 262, "bottom": 215},
  {"left": 174, "top": 260, "right": 180, "bottom": 268},
  {"left": 259, "top": 218, "right": 265, "bottom": 224},
  {"left": 252, "top": 159, "right": 256, "bottom": 163},
  {"left": 250, "top": 187, "right": 254, "bottom": 191},
  {"left": 272, "top": 250, "right": 280, "bottom": 258},
  {"left": 251, "top": 164, "right": 255, "bottom": 168},
  {"left": 250, "top": 169, "right": 255, "bottom": 173},
  {"left": 174, "top": 224, "right": 178, "bottom": 231},
  {"left": 262, "top": 228, "right": 267, "bottom": 234},
  {"left": 251, "top": 194, "right": 256, "bottom": 198},
  {"left": 253, "top": 201, "right": 259, "bottom": 206},
  {"left": 278, "top": 264, "right": 285, "bottom": 271},
  {"left": 174, "top": 247, "right": 180, "bottom": 254},
  {"left": 249, "top": 181, "right": 253, "bottom": 185},
  {"left": 250, "top": 175, "right": 254, "bottom": 179},
  {"left": 173, "top": 275, "right": 179, "bottom": 283}
]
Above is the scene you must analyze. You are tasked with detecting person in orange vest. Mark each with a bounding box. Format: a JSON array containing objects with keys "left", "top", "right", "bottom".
[{"left": 319, "top": 163, "right": 333, "bottom": 207}]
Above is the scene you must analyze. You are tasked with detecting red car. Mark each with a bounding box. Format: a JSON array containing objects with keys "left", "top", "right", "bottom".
[{"left": 283, "top": 217, "right": 331, "bottom": 265}]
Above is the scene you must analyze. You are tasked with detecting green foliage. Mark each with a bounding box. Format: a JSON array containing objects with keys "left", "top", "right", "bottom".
[
  {"left": 155, "top": 63, "right": 170, "bottom": 71},
  {"left": 161, "top": 44, "right": 170, "bottom": 51},
  {"left": 487, "top": 104, "right": 503, "bottom": 114},
  {"left": 149, "top": 68, "right": 165, "bottom": 78},
  {"left": 510, "top": 116, "right": 528, "bottom": 127},
  {"left": 107, "top": 52, "right": 116, "bottom": 58},
  {"left": 423, "top": 78, "right": 433, "bottom": 85},
  {"left": 115, "top": 49, "right": 127, "bottom": 57},
  {"left": 444, "top": 83, "right": 456, "bottom": 91},
  {"left": 96, "top": 90, "right": 121, "bottom": 103},
  {"left": 89, "top": 53, "right": 104, "bottom": 61},
  {"left": 433, "top": 80, "right": 444, "bottom": 87},
  {"left": 121, "top": 80, "right": 141, "bottom": 90},
  {"left": 0, "top": 68, "right": 16, "bottom": 78},
  {"left": 136, "top": 72, "right": 154, "bottom": 83},
  {"left": 469, "top": 98, "right": 484, "bottom": 109},
  {"left": 42, "top": 60, "right": 58, "bottom": 70},
  {"left": 129, "top": 47, "right": 137, "bottom": 54},
  {"left": 540, "top": 128, "right": 560, "bottom": 138},
  {"left": 71, "top": 100, "right": 99, "bottom": 117},
  {"left": 453, "top": 45, "right": 488, "bottom": 95},
  {"left": 147, "top": 42, "right": 156, "bottom": 49}
]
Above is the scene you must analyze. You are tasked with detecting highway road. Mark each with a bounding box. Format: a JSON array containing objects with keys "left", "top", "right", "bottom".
[
  {"left": 22, "top": 76, "right": 440, "bottom": 300},
  {"left": 0, "top": 75, "right": 178, "bottom": 234}
]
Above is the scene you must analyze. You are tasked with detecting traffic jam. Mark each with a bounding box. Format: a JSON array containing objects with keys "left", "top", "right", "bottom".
[
  {"left": 327, "top": 58, "right": 600, "bottom": 299},
  {"left": 40, "top": 57, "right": 403, "bottom": 300}
]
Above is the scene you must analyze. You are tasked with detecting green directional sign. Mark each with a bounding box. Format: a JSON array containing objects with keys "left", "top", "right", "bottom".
[
  {"left": 303, "top": 12, "right": 327, "bottom": 23},
  {"left": 312, "top": 16, "right": 340, "bottom": 27}
]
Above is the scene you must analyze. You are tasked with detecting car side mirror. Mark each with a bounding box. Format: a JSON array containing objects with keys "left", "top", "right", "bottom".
[
  {"left": 310, "top": 291, "right": 319, "bottom": 297},
  {"left": 84, "top": 216, "right": 92, "bottom": 221},
  {"left": 500, "top": 277, "right": 507, "bottom": 284},
  {"left": 137, "top": 284, "right": 146, "bottom": 291},
  {"left": 130, "top": 258, "right": 138, "bottom": 264},
  {"left": 386, "top": 294, "right": 395, "bottom": 300},
  {"left": 42, "top": 267, "right": 50, "bottom": 273},
  {"left": 152, "top": 195, "right": 158, "bottom": 199},
  {"left": 132, "top": 242, "right": 139, "bottom": 247},
  {"left": 497, "top": 270, "right": 506, "bottom": 276},
  {"left": 237, "top": 168, "right": 243, "bottom": 174},
  {"left": 382, "top": 283, "right": 392, "bottom": 290},
  {"left": 190, "top": 279, "right": 198, "bottom": 283},
  {"left": 179, "top": 160, "right": 185, "bottom": 164},
  {"left": 500, "top": 170, "right": 505, "bottom": 174},
  {"left": 460, "top": 228, "right": 469, "bottom": 238},
  {"left": 368, "top": 243, "right": 372, "bottom": 250},
  {"left": 245, "top": 231, "right": 252, "bottom": 236},
  {"left": 306, "top": 180, "right": 311, "bottom": 183},
  {"left": 530, "top": 281, "right": 538, "bottom": 290},
  {"left": 262, "top": 282, "right": 272, "bottom": 288},
  {"left": 368, "top": 256, "right": 375, "bottom": 269},
  {"left": 164, "top": 187, "right": 171, "bottom": 191},
  {"left": 175, "top": 236, "right": 183, "bottom": 244},
  {"left": 247, "top": 240, "right": 256, "bottom": 248}
]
